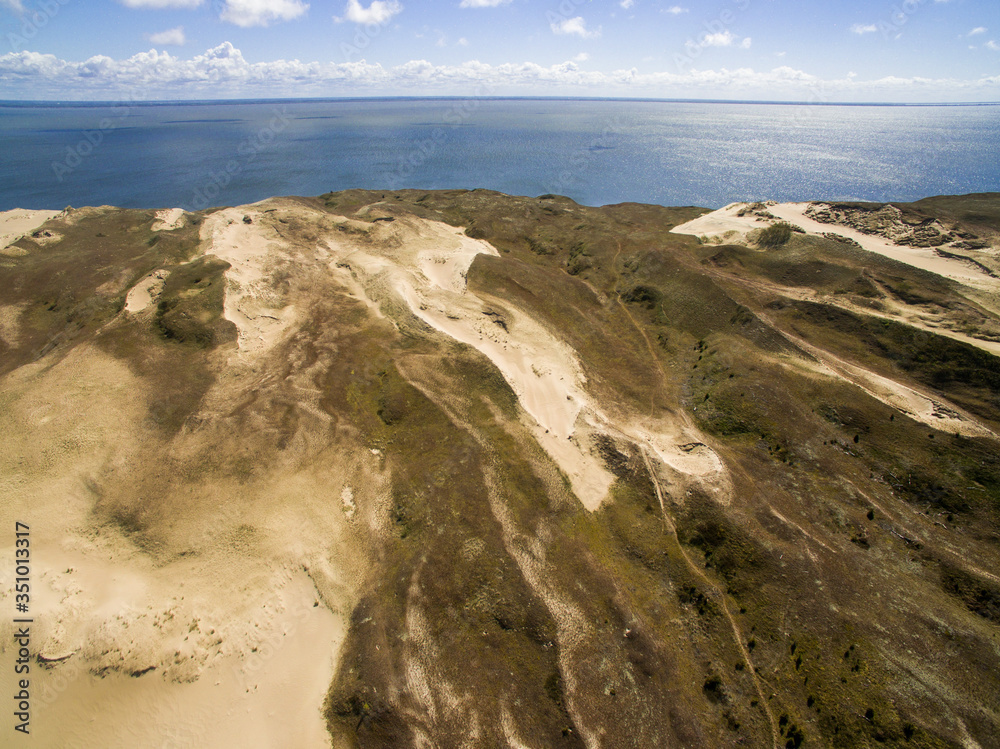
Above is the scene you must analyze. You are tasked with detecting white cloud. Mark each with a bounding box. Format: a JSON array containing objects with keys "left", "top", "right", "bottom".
[
  {"left": 0, "top": 0, "right": 25, "bottom": 12},
  {"left": 987, "top": 40, "right": 1000, "bottom": 51},
  {"left": 457, "top": 37, "right": 468, "bottom": 46},
  {"left": 664, "top": 6, "right": 687, "bottom": 14},
  {"left": 459, "top": 0, "right": 510, "bottom": 7},
  {"left": 701, "top": 30, "right": 750, "bottom": 48},
  {"left": 335, "top": 0, "right": 402, "bottom": 24},
  {"left": 2, "top": 44, "right": 999, "bottom": 103},
  {"left": 851, "top": 24, "right": 877, "bottom": 35},
  {"left": 119, "top": 0, "right": 203, "bottom": 7},
  {"left": 619, "top": 0, "right": 634, "bottom": 9},
  {"left": 551, "top": 16, "right": 600, "bottom": 39},
  {"left": 220, "top": 0, "right": 308, "bottom": 27},
  {"left": 573, "top": 52, "right": 589, "bottom": 62},
  {"left": 968, "top": 27, "right": 987, "bottom": 36},
  {"left": 147, "top": 26, "right": 187, "bottom": 46}
]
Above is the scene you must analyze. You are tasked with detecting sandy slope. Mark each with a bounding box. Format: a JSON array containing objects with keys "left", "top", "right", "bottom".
[
  {"left": 124, "top": 270, "right": 168, "bottom": 314},
  {"left": 152, "top": 208, "right": 185, "bottom": 231},
  {"left": 201, "top": 206, "right": 299, "bottom": 358},
  {"left": 779, "top": 326, "right": 997, "bottom": 440},
  {"left": 0, "top": 339, "right": 362, "bottom": 747},
  {"left": 0, "top": 208, "right": 381, "bottom": 747},
  {"left": 10, "top": 195, "right": 993, "bottom": 747},
  {"left": 672, "top": 202, "right": 996, "bottom": 287},
  {"left": 768, "top": 202, "right": 989, "bottom": 285},
  {"left": 317, "top": 210, "right": 729, "bottom": 511},
  {"left": 0, "top": 208, "right": 60, "bottom": 253}
]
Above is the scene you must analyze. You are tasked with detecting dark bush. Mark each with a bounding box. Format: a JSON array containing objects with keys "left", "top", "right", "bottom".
[{"left": 758, "top": 222, "right": 793, "bottom": 248}]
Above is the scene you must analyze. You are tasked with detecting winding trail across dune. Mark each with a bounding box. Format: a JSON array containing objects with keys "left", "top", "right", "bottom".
[{"left": 609, "top": 243, "right": 779, "bottom": 747}]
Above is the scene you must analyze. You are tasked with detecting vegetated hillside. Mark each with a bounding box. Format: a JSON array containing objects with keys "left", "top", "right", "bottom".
[{"left": 0, "top": 191, "right": 998, "bottom": 749}]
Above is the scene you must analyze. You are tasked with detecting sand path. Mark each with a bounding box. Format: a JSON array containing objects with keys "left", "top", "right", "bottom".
[{"left": 775, "top": 324, "right": 997, "bottom": 439}]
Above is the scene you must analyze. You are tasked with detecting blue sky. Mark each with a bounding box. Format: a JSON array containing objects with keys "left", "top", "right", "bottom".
[{"left": 1, "top": 0, "right": 998, "bottom": 101}]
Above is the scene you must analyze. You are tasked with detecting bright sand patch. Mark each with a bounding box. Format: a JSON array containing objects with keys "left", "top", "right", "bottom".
[
  {"left": 322, "top": 214, "right": 617, "bottom": 510},
  {"left": 201, "top": 207, "right": 297, "bottom": 358},
  {"left": 323, "top": 211, "right": 729, "bottom": 511},
  {"left": 152, "top": 208, "right": 185, "bottom": 231},
  {"left": 781, "top": 327, "right": 997, "bottom": 440},
  {"left": 669, "top": 202, "right": 768, "bottom": 239},
  {"left": 124, "top": 270, "right": 168, "bottom": 314},
  {"left": 0, "top": 208, "right": 60, "bottom": 251},
  {"left": 11, "top": 555, "right": 342, "bottom": 749},
  {"left": 768, "top": 203, "right": 990, "bottom": 285},
  {"left": 0, "top": 338, "right": 359, "bottom": 748},
  {"left": 672, "top": 202, "right": 995, "bottom": 287}
]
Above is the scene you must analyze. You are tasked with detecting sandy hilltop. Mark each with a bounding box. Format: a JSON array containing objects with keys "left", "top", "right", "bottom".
[{"left": 1, "top": 191, "right": 999, "bottom": 748}]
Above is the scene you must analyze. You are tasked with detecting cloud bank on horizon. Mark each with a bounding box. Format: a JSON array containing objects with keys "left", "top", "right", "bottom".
[{"left": 0, "top": 0, "right": 997, "bottom": 102}]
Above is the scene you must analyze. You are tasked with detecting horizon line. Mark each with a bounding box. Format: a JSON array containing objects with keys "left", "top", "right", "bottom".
[{"left": 2, "top": 95, "right": 999, "bottom": 108}]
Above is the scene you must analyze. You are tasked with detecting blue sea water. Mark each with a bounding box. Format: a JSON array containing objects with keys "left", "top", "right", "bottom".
[{"left": 1, "top": 98, "right": 998, "bottom": 212}]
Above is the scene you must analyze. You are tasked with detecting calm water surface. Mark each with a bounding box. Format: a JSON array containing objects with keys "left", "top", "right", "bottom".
[{"left": 1, "top": 99, "right": 998, "bottom": 211}]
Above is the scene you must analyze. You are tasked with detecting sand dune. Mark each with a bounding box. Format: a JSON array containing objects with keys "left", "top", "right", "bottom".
[
  {"left": 0, "top": 208, "right": 60, "bottom": 254},
  {"left": 673, "top": 201, "right": 997, "bottom": 288},
  {"left": 3, "top": 192, "right": 998, "bottom": 748}
]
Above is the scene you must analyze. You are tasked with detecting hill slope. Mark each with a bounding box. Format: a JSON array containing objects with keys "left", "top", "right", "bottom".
[{"left": 1, "top": 191, "right": 999, "bottom": 748}]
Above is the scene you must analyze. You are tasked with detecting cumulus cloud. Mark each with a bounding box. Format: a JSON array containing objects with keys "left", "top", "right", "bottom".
[
  {"left": 619, "top": 0, "right": 634, "bottom": 9},
  {"left": 119, "top": 0, "right": 203, "bottom": 7},
  {"left": 335, "top": 0, "right": 402, "bottom": 24},
  {"left": 987, "top": 40, "right": 1000, "bottom": 51},
  {"left": 459, "top": 0, "right": 511, "bottom": 7},
  {"left": 701, "top": 31, "right": 751, "bottom": 49},
  {"left": 851, "top": 24, "right": 877, "bottom": 34},
  {"left": 968, "top": 27, "right": 987, "bottom": 36},
  {"left": 551, "top": 16, "right": 600, "bottom": 39},
  {"left": 2, "top": 44, "right": 999, "bottom": 102},
  {"left": 147, "top": 26, "right": 187, "bottom": 46},
  {"left": 220, "top": 0, "right": 308, "bottom": 27},
  {"left": 0, "top": 0, "right": 25, "bottom": 12}
]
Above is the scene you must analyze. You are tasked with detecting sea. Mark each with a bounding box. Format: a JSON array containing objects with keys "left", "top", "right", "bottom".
[{"left": 1, "top": 98, "right": 998, "bottom": 212}]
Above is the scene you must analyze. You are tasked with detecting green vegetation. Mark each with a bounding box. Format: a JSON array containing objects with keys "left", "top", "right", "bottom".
[
  {"left": 756, "top": 221, "right": 793, "bottom": 248},
  {"left": 7, "top": 190, "right": 999, "bottom": 747}
]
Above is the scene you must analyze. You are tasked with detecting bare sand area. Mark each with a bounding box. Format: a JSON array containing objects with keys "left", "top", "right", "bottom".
[
  {"left": 151, "top": 208, "right": 185, "bottom": 231},
  {"left": 5, "top": 195, "right": 995, "bottom": 747},
  {"left": 673, "top": 202, "right": 996, "bottom": 287},
  {"left": 0, "top": 208, "right": 60, "bottom": 254}
]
